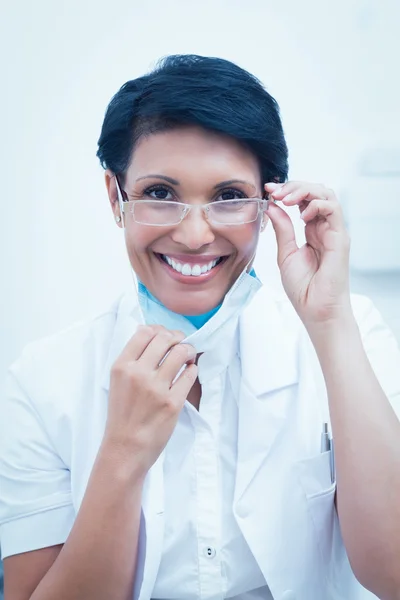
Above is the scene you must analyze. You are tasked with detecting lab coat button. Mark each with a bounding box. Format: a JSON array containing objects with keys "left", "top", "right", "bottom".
[
  {"left": 203, "top": 546, "right": 216, "bottom": 558},
  {"left": 281, "top": 591, "right": 296, "bottom": 600}
]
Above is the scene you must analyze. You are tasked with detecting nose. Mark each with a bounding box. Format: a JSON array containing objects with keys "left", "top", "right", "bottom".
[{"left": 171, "top": 206, "right": 215, "bottom": 250}]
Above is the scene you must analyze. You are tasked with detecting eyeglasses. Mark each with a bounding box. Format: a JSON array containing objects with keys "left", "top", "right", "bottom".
[
  {"left": 115, "top": 178, "right": 268, "bottom": 227},
  {"left": 122, "top": 198, "right": 268, "bottom": 226}
]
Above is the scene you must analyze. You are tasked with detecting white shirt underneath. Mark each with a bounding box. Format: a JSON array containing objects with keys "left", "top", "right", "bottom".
[{"left": 151, "top": 327, "right": 271, "bottom": 600}]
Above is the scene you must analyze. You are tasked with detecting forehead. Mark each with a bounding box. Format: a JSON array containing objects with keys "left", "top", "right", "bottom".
[{"left": 125, "top": 126, "right": 261, "bottom": 187}]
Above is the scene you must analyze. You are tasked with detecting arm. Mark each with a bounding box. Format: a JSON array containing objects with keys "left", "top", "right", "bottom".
[
  {"left": 5, "top": 444, "right": 144, "bottom": 600},
  {"left": 2, "top": 325, "right": 197, "bottom": 600},
  {"left": 309, "top": 310, "right": 400, "bottom": 600},
  {"left": 265, "top": 180, "right": 400, "bottom": 599}
]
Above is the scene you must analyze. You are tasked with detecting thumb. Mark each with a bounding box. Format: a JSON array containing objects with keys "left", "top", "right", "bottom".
[{"left": 267, "top": 202, "right": 299, "bottom": 267}]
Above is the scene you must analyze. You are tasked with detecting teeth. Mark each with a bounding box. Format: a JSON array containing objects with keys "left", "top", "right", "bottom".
[
  {"left": 191, "top": 265, "right": 202, "bottom": 276},
  {"left": 163, "top": 255, "right": 221, "bottom": 276}
]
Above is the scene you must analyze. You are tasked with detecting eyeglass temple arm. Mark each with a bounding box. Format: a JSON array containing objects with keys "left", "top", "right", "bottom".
[{"left": 114, "top": 175, "right": 128, "bottom": 213}]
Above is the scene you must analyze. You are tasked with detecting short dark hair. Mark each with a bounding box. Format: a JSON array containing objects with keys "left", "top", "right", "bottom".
[{"left": 97, "top": 54, "right": 288, "bottom": 185}]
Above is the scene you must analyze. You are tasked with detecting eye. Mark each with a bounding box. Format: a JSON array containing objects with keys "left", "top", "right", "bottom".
[
  {"left": 143, "top": 185, "right": 174, "bottom": 201},
  {"left": 217, "top": 188, "right": 247, "bottom": 201}
]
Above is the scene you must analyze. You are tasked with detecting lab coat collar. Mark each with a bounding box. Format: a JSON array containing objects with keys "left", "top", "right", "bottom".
[
  {"left": 239, "top": 286, "right": 300, "bottom": 396},
  {"left": 101, "top": 290, "right": 142, "bottom": 392},
  {"left": 101, "top": 286, "right": 300, "bottom": 395}
]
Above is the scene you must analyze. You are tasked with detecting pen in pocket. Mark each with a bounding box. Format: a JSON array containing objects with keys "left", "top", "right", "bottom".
[
  {"left": 320, "top": 422, "right": 330, "bottom": 453},
  {"left": 321, "top": 422, "right": 335, "bottom": 484}
]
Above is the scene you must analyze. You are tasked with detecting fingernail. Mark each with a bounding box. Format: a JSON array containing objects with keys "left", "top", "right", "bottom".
[
  {"left": 272, "top": 186, "right": 285, "bottom": 197},
  {"left": 283, "top": 193, "right": 292, "bottom": 202},
  {"left": 183, "top": 345, "right": 197, "bottom": 359}
]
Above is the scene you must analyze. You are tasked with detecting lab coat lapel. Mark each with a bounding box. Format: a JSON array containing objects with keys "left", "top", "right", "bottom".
[
  {"left": 234, "top": 290, "right": 300, "bottom": 504},
  {"left": 99, "top": 291, "right": 166, "bottom": 599},
  {"left": 233, "top": 292, "right": 338, "bottom": 598},
  {"left": 101, "top": 291, "right": 143, "bottom": 392}
]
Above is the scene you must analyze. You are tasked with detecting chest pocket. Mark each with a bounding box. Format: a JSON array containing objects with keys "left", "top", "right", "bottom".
[{"left": 297, "top": 450, "right": 337, "bottom": 565}]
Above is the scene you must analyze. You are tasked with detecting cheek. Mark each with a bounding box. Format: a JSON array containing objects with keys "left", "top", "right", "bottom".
[
  {"left": 123, "top": 227, "right": 155, "bottom": 274},
  {"left": 124, "top": 225, "right": 162, "bottom": 255},
  {"left": 228, "top": 222, "right": 260, "bottom": 257}
]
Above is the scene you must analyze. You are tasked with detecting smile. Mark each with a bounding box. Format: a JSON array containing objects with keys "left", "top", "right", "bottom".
[
  {"left": 155, "top": 253, "right": 228, "bottom": 281},
  {"left": 161, "top": 254, "right": 224, "bottom": 276}
]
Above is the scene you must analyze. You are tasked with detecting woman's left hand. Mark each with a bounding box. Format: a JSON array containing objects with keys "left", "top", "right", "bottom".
[{"left": 264, "top": 181, "right": 352, "bottom": 329}]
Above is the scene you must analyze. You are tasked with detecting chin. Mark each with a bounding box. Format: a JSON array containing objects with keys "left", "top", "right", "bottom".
[{"left": 159, "top": 292, "right": 223, "bottom": 316}]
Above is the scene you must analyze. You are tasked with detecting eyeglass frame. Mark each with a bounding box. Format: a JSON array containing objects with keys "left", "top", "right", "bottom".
[{"left": 114, "top": 175, "right": 269, "bottom": 227}]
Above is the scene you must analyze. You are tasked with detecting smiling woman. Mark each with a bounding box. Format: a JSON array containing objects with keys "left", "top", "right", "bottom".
[
  {"left": 97, "top": 55, "right": 287, "bottom": 315},
  {"left": 1, "top": 55, "right": 400, "bottom": 600}
]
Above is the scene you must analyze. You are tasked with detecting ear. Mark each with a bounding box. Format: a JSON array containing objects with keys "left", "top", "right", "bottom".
[{"left": 105, "top": 170, "right": 123, "bottom": 228}]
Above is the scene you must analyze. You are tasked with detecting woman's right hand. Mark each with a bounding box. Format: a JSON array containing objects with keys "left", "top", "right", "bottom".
[{"left": 103, "top": 325, "right": 197, "bottom": 475}]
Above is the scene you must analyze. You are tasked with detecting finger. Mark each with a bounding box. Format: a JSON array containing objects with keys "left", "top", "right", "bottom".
[
  {"left": 139, "top": 328, "right": 187, "bottom": 369},
  {"left": 118, "top": 324, "right": 165, "bottom": 362},
  {"left": 158, "top": 343, "right": 197, "bottom": 383},
  {"left": 265, "top": 180, "right": 305, "bottom": 199},
  {"left": 265, "top": 181, "right": 336, "bottom": 206},
  {"left": 300, "top": 199, "right": 344, "bottom": 231},
  {"left": 170, "top": 362, "right": 198, "bottom": 400},
  {"left": 264, "top": 181, "right": 284, "bottom": 193},
  {"left": 267, "top": 201, "right": 299, "bottom": 267},
  {"left": 282, "top": 186, "right": 337, "bottom": 207}
]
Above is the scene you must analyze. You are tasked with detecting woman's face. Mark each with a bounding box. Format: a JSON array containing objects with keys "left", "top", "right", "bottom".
[{"left": 106, "top": 126, "right": 267, "bottom": 315}]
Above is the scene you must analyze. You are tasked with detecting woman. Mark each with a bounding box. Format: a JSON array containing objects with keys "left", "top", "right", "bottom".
[{"left": 1, "top": 55, "right": 400, "bottom": 600}]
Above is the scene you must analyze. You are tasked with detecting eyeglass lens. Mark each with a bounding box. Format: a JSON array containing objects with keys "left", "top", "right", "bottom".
[{"left": 129, "top": 199, "right": 262, "bottom": 225}]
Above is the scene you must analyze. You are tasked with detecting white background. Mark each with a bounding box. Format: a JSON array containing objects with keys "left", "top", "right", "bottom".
[
  {"left": 2, "top": 0, "right": 400, "bottom": 380},
  {"left": 1, "top": 1, "right": 400, "bottom": 597}
]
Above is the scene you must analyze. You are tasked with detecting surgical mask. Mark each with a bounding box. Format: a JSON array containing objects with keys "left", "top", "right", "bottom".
[
  {"left": 138, "top": 268, "right": 257, "bottom": 328},
  {"left": 134, "top": 266, "right": 262, "bottom": 354}
]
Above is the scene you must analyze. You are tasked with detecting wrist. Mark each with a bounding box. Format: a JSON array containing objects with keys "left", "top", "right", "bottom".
[
  {"left": 306, "top": 310, "right": 361, "bottom": 355},
  {"left": 98, "top": 436, "right": 149, "bottom": 485}
]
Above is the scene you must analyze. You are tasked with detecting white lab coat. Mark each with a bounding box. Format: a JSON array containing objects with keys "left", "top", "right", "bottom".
[
  {"left": 1, "top": 287, "right": 399, "bottom": 600},
  {"left": 127, "top": 289, "right": 400, "bottom": 600}
]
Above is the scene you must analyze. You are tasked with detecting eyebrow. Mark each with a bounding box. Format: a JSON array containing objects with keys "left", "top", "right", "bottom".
[
  {"left": 136, "top": 174, "right": 180, "bottom": 185},
  {"left": 135, "top": 175, "right": 255, "bottom": 190},
  {"left": 213, "top": 179, "right": 256, "bottom": 190}
]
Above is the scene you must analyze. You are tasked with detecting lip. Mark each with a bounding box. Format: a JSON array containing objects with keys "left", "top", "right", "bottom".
[{"left": 154, "top": 252, "right": 229, "bottom": 284}]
